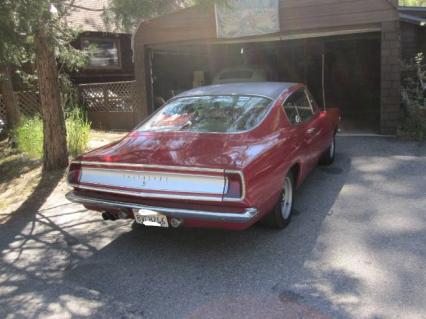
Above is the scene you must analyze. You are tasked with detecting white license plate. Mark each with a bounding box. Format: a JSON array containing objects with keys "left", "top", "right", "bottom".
[{"left": 134, "top": 209, "right": 169, "bottom": 228}]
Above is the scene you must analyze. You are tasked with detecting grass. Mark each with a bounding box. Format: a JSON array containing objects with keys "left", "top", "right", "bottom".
[
  {"left": 13, "top": 107, "right": 91, "bottom": 159},
  {"left": 66, "top": 107, "right": 91, "bottom": 157},
  {"left": 14, "top": 117, "right": 44, "bottom": 158}
]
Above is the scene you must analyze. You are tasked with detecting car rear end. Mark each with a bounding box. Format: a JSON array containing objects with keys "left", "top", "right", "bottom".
[
  {"left": 66, "top": 161, "right": 258, "bottom": 230},
  {"left": 65, "top": 83, "right": 293, "bottom": 230}
]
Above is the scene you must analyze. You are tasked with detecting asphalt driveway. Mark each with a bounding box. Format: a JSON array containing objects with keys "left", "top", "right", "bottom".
[{"left": 0, "top": 136, "right": 425, "bottom": 319}]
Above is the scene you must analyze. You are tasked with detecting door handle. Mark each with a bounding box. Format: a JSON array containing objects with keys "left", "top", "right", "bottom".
[{"left": 306, "top": 128, "right": 316, "bottom": 135}]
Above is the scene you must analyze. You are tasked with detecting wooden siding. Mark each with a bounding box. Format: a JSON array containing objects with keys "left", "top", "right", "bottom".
[{"left": 135, "top": 0, "right": 398, "bottom": 45}]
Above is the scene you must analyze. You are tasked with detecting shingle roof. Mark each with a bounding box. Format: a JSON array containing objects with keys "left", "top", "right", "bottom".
[{"left": 65, "top": 0, "right": 121, "bottom": 33}]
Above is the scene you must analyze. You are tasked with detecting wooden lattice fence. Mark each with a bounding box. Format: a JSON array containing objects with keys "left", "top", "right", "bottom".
[
  {"left": 15, "top": 91, "right": 41, "bottom": 117},
  {"left": 0, "top": 81, "right": 137, "bottom": 131},
  {"left": 79, "top": 81, "right": 136, "bottom": 112},
  {"left": 0, "top": 91, "right": 40, "bottom": 129}
]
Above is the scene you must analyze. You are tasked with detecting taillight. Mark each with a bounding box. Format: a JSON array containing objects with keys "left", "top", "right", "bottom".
[
  {"left": 67, "top": 162, "right": 82, "bottom": 185},
  {"left": 224, "top": 172, "right": 244, "bottom": 200}
]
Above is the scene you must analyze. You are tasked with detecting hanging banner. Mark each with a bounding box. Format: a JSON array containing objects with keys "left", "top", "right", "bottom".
[{"left": 215, "top": 0, "right": 280, "bottom": 39}]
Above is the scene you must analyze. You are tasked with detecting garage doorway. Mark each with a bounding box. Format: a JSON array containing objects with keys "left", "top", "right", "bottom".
[{"left": 149, "top": 33, "right": 381, "bottom": 132}]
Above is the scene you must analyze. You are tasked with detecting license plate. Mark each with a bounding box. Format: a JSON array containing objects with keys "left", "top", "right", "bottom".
[{"left": 134, "top": 209, "right": 169, "bottom": 228}]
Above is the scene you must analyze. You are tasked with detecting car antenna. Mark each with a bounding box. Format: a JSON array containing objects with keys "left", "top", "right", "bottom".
[{"left": 322, "top": 47, "right": 327, "bottom": 112}]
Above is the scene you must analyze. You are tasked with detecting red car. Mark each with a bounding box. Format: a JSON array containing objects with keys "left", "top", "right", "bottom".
[{"left": 66, "top": 83, "right": 340, "bottom": 230}]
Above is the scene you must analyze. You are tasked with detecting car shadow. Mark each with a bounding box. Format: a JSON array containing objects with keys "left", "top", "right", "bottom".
[{"left": 57, "top": 151, "right": 354, "bottom": 318}]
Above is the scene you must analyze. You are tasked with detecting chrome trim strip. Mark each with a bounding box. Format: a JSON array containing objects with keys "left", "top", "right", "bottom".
[
  {"left": 74, "top": 161, "right": 226, "bottom": 173},
  {"left": 69, "top": 162, "right": 246, "bottom": 202},
  {"left": 223, "top": 170, "right": 246, "bottom": 202},
  {"left": 69, "top": 183, "right": 225, "bottom": 202},
  {"left": 80, "top": 166, "right": 226, "bottom": 179},
  {"left": 66, "top": 192, "right": 258, "bottom": 223}
]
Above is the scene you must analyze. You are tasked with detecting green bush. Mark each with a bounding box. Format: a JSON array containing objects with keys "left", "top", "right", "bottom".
[
  {"left": 14, "top": 117, "right": 44, "bottom": 158},
  {"left": 14, "top": 107, "right": 91, "bottom": 159},
  {"left": 66, "top": 107, "right": 91, "bottom": 157}
]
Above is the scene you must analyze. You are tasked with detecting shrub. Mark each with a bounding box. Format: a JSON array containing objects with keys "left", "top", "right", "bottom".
[
  {"left": 66, "top": 107, "right": 91, "bottom": 157},
  {"left": 399, "top": 53, "right": 426, "bottom": 140},
  {"left": 14, "top": 107, "right": 91, "bottom": 159},
  {"left": 14, "top": 117, "right": 43, "bottom": 158}
]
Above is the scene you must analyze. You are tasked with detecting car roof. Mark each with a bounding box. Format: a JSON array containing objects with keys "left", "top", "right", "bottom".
[{"left": 174, "top": 82, "right": 300, "bottom": 100}]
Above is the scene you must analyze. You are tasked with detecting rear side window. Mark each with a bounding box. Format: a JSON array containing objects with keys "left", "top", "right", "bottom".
[{"left": 283, "top": 89, "right": 314, "bottom": 125}]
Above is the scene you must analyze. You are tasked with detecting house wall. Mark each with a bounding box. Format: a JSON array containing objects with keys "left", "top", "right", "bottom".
[
  {"left": 401, "top": 22, "right": 420, "bottom": 60},
  {"left": 133, "top": 0, "right": 401, "bottom": 133},
  {"left": 401, "top": 22, "right": 426, "bottom": 60}
]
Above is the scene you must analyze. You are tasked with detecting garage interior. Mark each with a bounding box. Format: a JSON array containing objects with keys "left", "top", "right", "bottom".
[{"left": 149, "top": 33, "right": 381, "bottom": 132}]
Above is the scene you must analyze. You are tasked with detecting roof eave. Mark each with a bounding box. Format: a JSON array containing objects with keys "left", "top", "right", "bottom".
[{"left": 400, "top": 13, "right": 426, "bottom": 26}]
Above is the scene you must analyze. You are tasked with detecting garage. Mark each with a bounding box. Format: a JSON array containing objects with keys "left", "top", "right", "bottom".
[{"left": 133, "top": 0, "right": 401, "bottom": 134}]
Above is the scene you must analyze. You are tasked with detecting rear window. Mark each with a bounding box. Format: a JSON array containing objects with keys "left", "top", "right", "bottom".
[{"left": 138, "top": 95, "right": 273, "bottom": 133}]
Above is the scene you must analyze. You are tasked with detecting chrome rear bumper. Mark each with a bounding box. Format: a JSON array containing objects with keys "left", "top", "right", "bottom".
[{"left": 66, "top": 191, "right": 258, "bottom": 224}]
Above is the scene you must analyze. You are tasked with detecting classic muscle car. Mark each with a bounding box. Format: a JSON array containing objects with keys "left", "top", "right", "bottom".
[{"left": 66, "top": 82, "right": 340, "bottom": 230}]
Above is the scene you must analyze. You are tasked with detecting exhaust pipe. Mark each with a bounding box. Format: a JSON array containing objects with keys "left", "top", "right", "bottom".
[
  {"left": 102, "top": 210, "right": 130, "bottom": 221},
  {"left": 170, "top": 217, "right": 183, "bottom": 228},
  {"left": 102, "top": 212, "right": 116, "bottom": 221}
]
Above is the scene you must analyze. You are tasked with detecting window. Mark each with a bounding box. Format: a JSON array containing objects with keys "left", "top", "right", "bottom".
[
  {"left": 137, "top": 95, "right": 273, "bottom": 133},
  {"left": 283, "top": 89, "right": 314, "bottom": 125},
  {"left": 306, "top": 89, "right": 320, "bottom": 113},
  {"left": 81, "top": 38, "right": 121, "bottom": 69}
]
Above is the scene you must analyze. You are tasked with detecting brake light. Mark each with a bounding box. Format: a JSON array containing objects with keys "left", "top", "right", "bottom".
[
  {"left": 67, "top": 162, "right": 82, "bottom": 185},
  {"left": 224, "top": 172, "right": 243, "bottom": 199}
]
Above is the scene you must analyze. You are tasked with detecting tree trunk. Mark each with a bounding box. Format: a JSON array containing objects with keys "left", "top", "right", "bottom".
[
  {"left": 34, "top": 29, "right": 68, "bottom": 171},
  {"left": 0, "top": 64, "right": 19, "bottom": 131}
]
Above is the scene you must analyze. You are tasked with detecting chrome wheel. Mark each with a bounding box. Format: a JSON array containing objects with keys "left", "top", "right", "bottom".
[{"left": 281, "top": 176, "right": 293, "bottom": 219}]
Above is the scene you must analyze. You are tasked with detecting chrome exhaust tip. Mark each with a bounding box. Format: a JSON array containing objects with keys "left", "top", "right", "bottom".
[
  {"left": 170, "top": 217, "right": 183, "bottom": 228},
  {"left": 102, "top": 212, "right": 116, "bottom": 221}
]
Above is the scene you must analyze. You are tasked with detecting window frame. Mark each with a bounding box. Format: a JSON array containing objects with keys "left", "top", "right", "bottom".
[
  {"left": 80, "top": 36, "right": 122, "bottom": 70},
  {"left": 282, "top": 87, "right": 315, "bottom": 126}
]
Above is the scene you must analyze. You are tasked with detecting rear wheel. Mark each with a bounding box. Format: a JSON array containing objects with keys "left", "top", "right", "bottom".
[
  {"left": 262, "top": 171, "right": 294, "bottom": 229},
  {"left": 319, "top": 135, "right": 336, "bottom": 166}
]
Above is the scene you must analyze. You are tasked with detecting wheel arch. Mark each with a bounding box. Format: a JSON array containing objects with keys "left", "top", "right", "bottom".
[{"left": 288, "top": 162, "right": 301, "bottom": 188}]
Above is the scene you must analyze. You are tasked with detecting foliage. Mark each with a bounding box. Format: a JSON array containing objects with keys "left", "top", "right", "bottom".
[
  {"left": 14, "top": 108, "right": 91, "bottom": 159},
  {"left": 0, "top": 1, "right": 86, "bottom": 77},
  {"left": 105, "top": 0, "right": 229, "bottom": 32},
  {"left": 399, "top": 53, "right": 426, "bottom": 140},
  {"left": 399, "top": 0, "right": 426, "bottom": 6},
  {"left": 66, "top": 107, "right": 91, "bottom": 157},
  {"left": 14, "top": 117, "right": 44, "bottom": 158}
]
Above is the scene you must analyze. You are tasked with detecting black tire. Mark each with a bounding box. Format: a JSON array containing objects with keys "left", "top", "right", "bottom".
[
  {"left": 262, "top": 171, "right": 295, "bottom": 229},
  {"left": 319, "top": 135, "right": 336, "bottom": 166}
]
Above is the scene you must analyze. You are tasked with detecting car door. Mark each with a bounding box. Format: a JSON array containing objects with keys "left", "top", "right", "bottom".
[
  {"left": 282, "top": 87, "right": 322, "bottom": 174},
  {"left": 304, "top": 89, "right": 330, "bottom": 160}
]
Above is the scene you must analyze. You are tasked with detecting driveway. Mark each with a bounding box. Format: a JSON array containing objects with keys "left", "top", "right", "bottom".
[{"left": 0, "top": 136, "right": 425, "bottom": 319}]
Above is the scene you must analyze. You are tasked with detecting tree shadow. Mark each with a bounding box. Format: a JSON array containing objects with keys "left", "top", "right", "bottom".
[
  {"left": 0, "top": 155, "right": 41, "bottom": 184},
  {"left": 0, "top": 169, "right": 65, "bottom": 249}
]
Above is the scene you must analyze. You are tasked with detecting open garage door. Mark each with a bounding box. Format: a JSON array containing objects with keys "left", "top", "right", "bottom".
[{"left": 149, "top": 33, "right": 381, "bottom": 132}]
